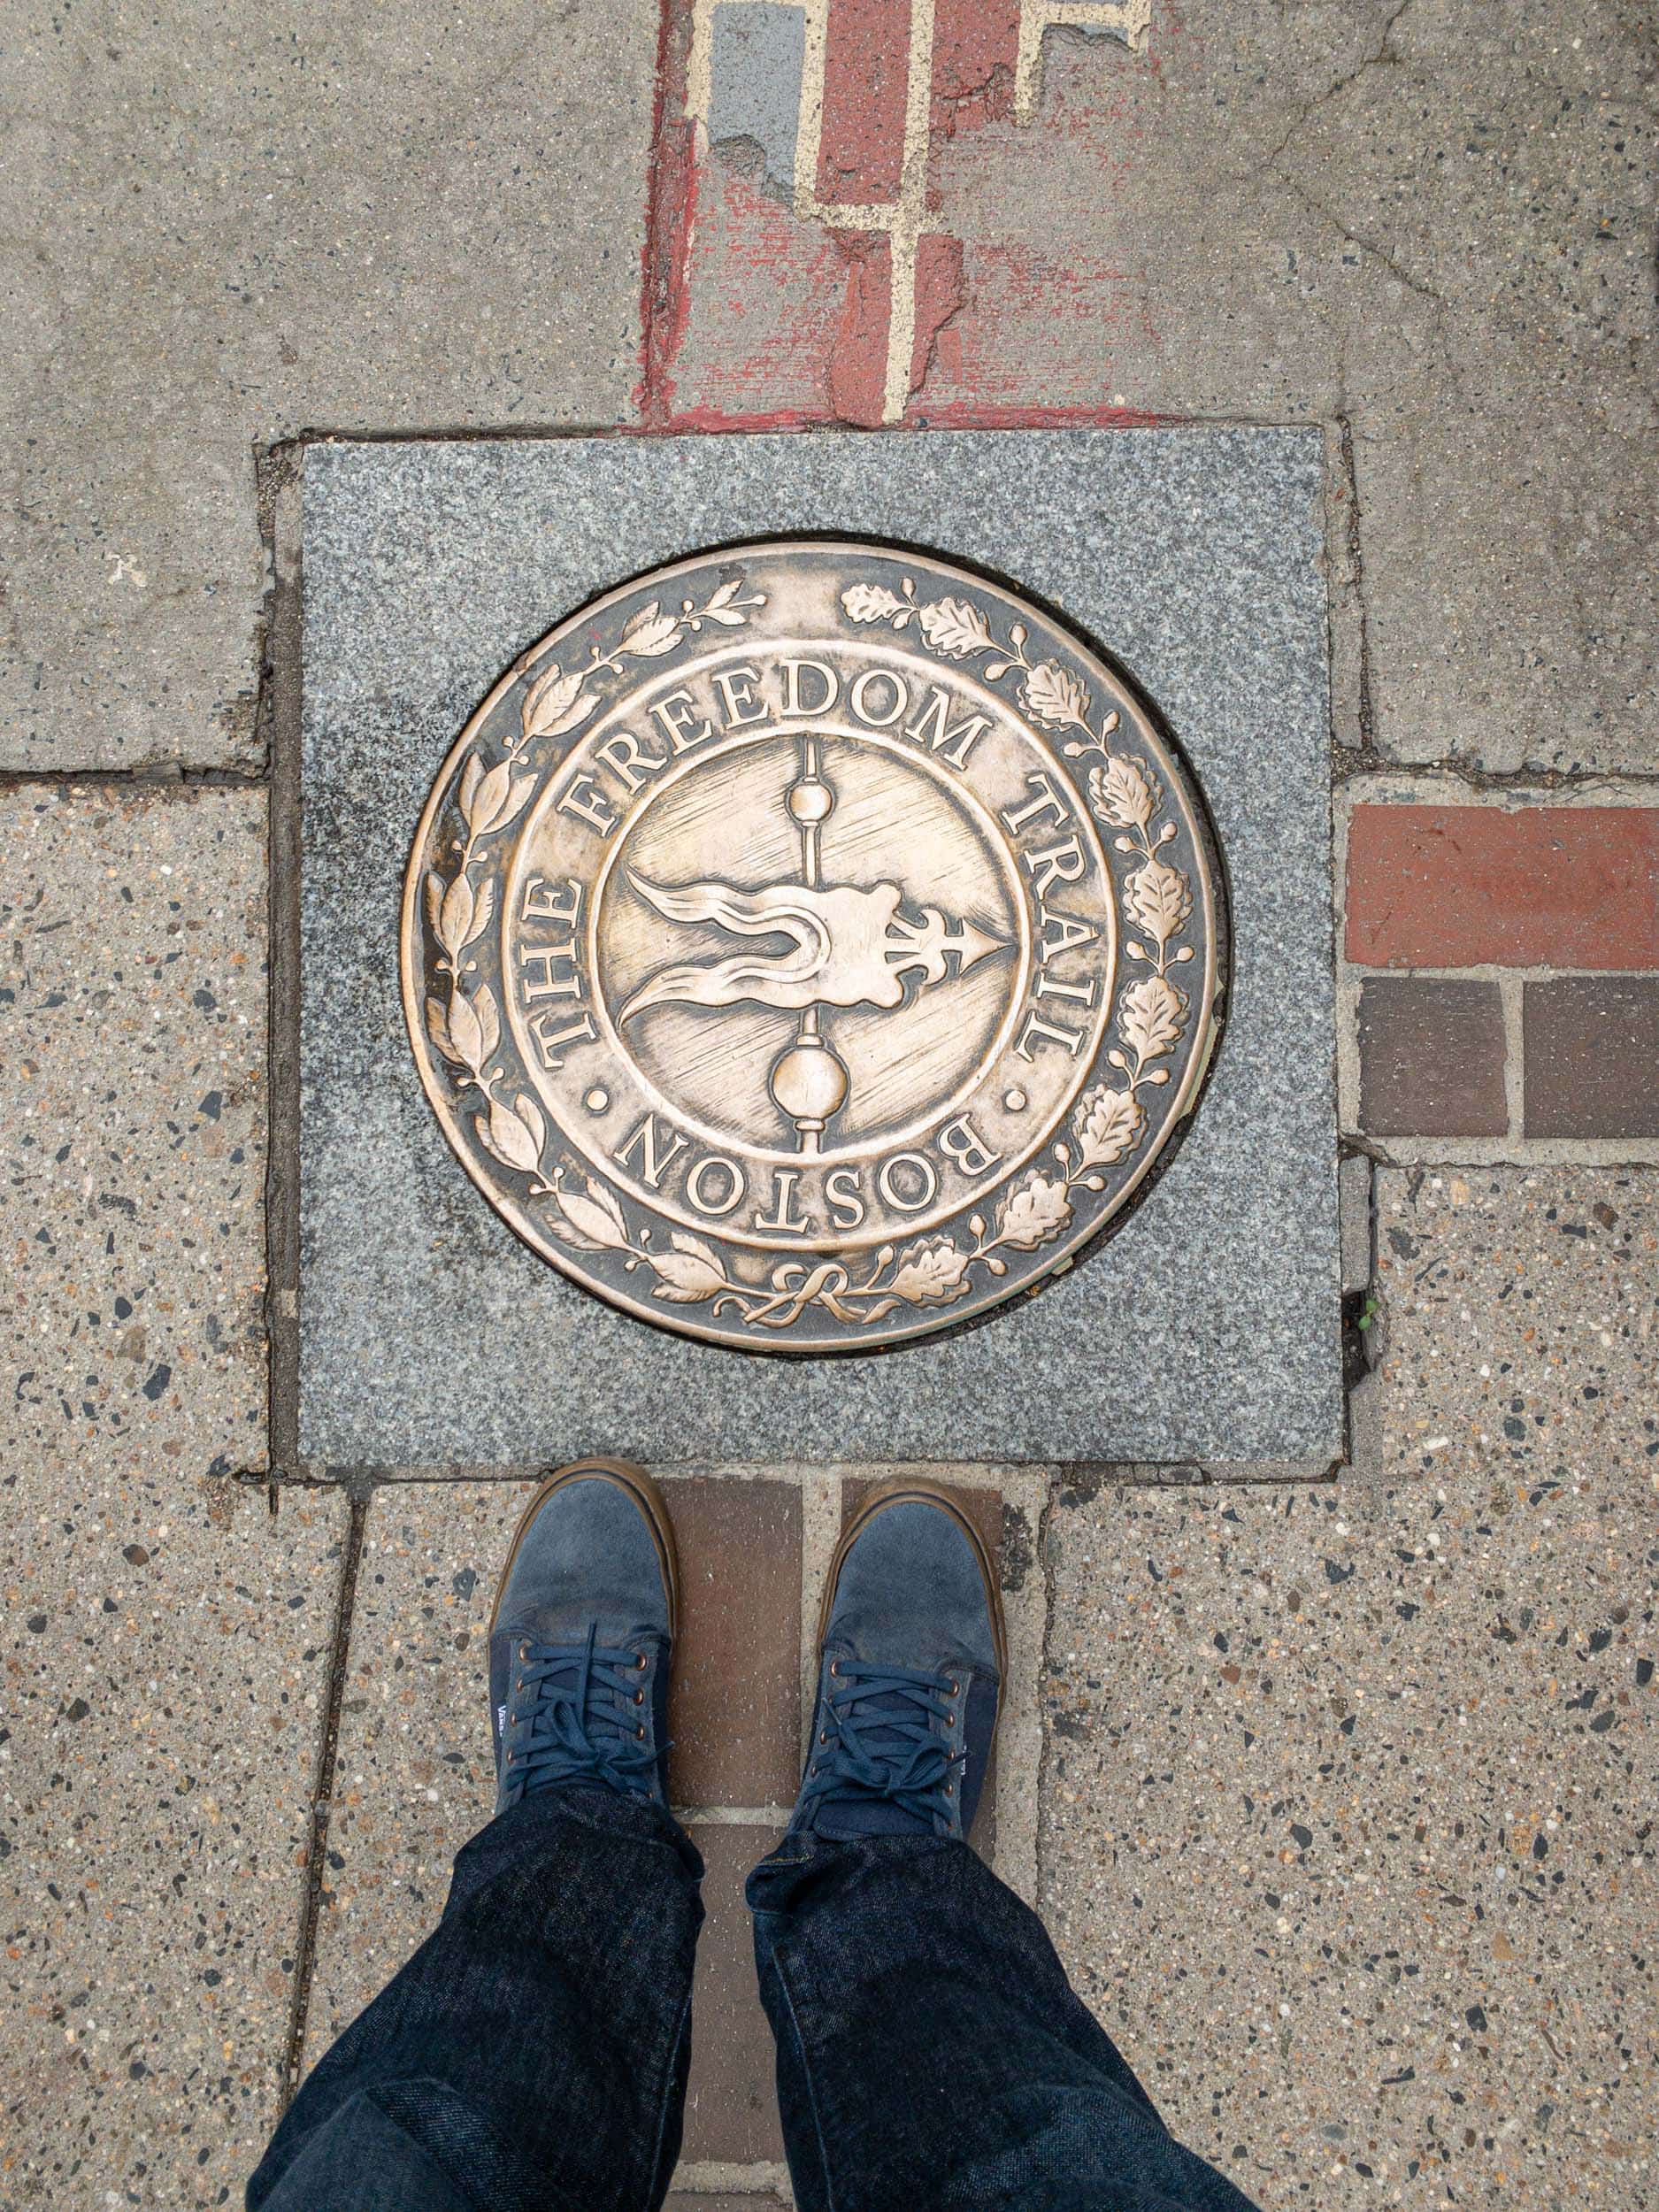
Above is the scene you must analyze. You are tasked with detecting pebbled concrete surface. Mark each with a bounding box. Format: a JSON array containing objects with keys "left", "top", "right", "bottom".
[
  {"left": 1, "top": 785, "right": 271, "bottom": 1481},
  {"left": 0, "top": 2, "right": 657, "bottom": 772},
  {"left": 1041, "top": 1169, "right": 1658, "bottom": 2211},
  {"left": 0, "top": 785, "right": 346, "bottom": 2207}
]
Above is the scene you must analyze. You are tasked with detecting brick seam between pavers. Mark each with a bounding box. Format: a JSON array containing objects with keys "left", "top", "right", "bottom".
[{"left": 277, "top": 1491, "right": 370, "bottom": 2110}]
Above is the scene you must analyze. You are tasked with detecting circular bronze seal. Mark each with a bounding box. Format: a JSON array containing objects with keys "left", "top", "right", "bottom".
[{"left": 401, "top": 541, "right": 1225, "bottom": 1353}]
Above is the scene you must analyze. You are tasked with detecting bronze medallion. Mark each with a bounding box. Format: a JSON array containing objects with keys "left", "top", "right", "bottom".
[{"left": 400, "top": 541, "right": 1225, "bottom": 1353}]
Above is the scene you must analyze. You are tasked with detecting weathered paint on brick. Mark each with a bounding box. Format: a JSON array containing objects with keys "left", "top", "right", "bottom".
[
  {"left": 1347, "top": 805, "right": 1659, "bottom": 972},
  {"left": 930, "top": 0, "right": 1023, "bottom": 140}
]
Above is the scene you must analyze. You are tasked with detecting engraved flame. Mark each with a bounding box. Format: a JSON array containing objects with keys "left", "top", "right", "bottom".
[{"left": 618, "top": 872, "right": 1003, "bottom": 1021}]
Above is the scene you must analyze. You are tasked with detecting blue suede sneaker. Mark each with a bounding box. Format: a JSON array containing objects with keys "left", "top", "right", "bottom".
[
  {"left": 488, "top": 1460, "right": 679, "bottom": 1814},
  {"left": 790, "top": 1482, "right": 1005, "bottom": 1844}
]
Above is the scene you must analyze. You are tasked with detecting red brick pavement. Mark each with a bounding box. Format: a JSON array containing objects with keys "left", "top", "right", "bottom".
[
  {"left": 636, "top": 0, "right": 1161, "bottom": 431},
  {"left": 1345, "top": 795, "right": 1659, "bottom": 1149}
]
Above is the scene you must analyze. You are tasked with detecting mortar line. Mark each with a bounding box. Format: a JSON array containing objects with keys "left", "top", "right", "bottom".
[
  {"left": 1498, "top": 970, "right": 1526, "bottom": 1142},
  {"left": 1334, "top": 413, "right": 1376, "bottom": 753},
  {"left": 277, "top": 1491, "right": 368, "bottom": 2108}
]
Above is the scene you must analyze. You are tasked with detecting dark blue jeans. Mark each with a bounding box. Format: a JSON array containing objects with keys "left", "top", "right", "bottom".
[{"left": 249, "top": 1787, "right": 1263, "bottom": 2212}]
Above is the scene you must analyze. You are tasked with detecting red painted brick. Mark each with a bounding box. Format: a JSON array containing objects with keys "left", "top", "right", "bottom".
[
  {"left": 827, "top": 231, "right": 893, "bottom": 426},
  {"left": 930, "top": 0, "right": 1022, "bottom": 141},
  {"left": 1346, "top": 805, "right": 1659, "bottom": 971},
  {"left": 1524, "top": 977, "right": 1659, "bottom": 1138},
  {"left": 1357, "top": 977, "right": 1509, "bottom": 1138},
  {"left": 818, "top": 0, "right": 914, "bottom": 204},
  {"left": 909, "top": 232, "right": 965, "bottom": 397}
]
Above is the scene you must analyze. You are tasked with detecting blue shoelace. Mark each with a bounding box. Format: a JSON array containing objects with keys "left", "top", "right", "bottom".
[
  {"left": 800, "top": 1657, "right": 964, "bottom": 1830},
  {"left": 503, "top": 1624, "right": 662, "bottom": 1802}
]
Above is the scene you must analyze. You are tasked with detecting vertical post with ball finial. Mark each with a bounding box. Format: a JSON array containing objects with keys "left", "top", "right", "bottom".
[{"left": 768, "top": 734, "right": 851, "bottom": 1153}]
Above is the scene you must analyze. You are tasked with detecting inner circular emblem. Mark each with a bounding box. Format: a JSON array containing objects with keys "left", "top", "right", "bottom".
[{"left": 400, "top": 540, "right": 1225, "bottom": 1353}]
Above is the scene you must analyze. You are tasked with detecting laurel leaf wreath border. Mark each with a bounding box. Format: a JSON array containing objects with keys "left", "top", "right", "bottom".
[{"left": 417, "top": 569, "right": 1194, "bottom": 1333}]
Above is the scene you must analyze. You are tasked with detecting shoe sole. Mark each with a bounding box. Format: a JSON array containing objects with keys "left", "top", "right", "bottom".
[
  {"left": 488, "top": 1458, "right": 680, "bottom": 1641},
  {"left": 816, "top": 1478, "right": 1009, "bottom": 1725}
]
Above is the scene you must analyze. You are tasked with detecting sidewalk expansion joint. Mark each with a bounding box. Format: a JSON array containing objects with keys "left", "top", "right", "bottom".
[{"left": 276, "top": 1491, "right": 368, "bottom": 2112}]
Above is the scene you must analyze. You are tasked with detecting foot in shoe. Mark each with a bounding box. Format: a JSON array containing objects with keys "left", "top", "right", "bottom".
[
  {"left": 488, "top": 1460, "right": 679, "bottom": 1814},
  {"left": 791, "top": 1484, "right": 1006, "bottom": 1844}
]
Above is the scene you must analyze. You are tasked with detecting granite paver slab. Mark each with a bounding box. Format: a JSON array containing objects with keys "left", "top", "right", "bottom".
[
  {"left": 0, "top": 784, "right": 346, "bottom": 2208},
  {"left": 298, "top": 429, "right": 1341, "bottom": 1468},
  {"left": 1041, "top": 1169, "right": 1658, "bottom": 2212}
]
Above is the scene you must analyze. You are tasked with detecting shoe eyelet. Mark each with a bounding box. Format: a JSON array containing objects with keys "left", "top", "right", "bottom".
[
  {"left": 633, "top": 1689, "right": 644, "bottom": 1706},
  {"left": 636, "top": 1725, "right": 646, "bottom": 1740},
  {"left": 519, "top": 1642, "right": 529, "bottom": 1662},
  {"left": 948, "top": 1680, "right": 960, "bottom": 1697},
  {"left": 506, "top": 1749, "right": 515, "bottom": 1763},
  {"left": 818, "top": 1731, "right": 828, "bottom": 1745},
  {"left": 829, "top": 1660, "right": 840, "bottom": 1677},
  {"left": 515, "top": 1677, "right": 524, "bottom": 1693},
  {"left": 634, "top": 1652, "right": 648, "bottom": 1669}
]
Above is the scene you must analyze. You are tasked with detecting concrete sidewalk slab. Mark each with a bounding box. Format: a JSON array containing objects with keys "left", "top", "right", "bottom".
[
  {"left": 0, "top": 3, "right": 657, "bottom": 772},
  {"left": 296, "top": 427, "right": 1341, "bottom": 1470},
  {"left": 0, "top": 784, "right": 345, "bottom": 2207},
  {"left": 1041, "top": 1169, "right": 1658, "bottom": 2211}
]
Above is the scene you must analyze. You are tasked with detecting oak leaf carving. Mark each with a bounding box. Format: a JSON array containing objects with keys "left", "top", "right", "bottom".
[
  {"left": 1088, "top": 754, "right": 1159, "bottom": 833},
  {"left": 995, "top": 1172, "right": 1072, "bottom": 1250},
  {"left": 1119, "top": 975, "right": 1187, "bottom": 1066},
  {"left": 887, "top": 1238, "right": 972, "bottom": 1305},
  {"left": 1021, "top": 661, "right": 1091, "bottom": 730},
  {"left": 841, "top": 583, "right": 908, "bottom": 626},
  {"left": 1124, "top": 856, "right": 1192, "bottom": 946},
  {"left": 1072, "top": 1084, "right": 1146, "bottom": 1169},
  {"left": 918, "top": 597, "right": 994, "bottom": 657}
]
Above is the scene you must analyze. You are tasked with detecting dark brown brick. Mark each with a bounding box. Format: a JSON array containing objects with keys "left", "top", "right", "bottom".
[
  {"left": 667, "top": 1479, "right": 802, "bottom": 1809},
  {"left": 681, "top": 1824, "right": 785, "bottom": 2165},
  {"left": 1356, "top": 977, "right": 1509, "bottom": 1138},
  {"left": 1524, "top": 978, "right": 1659, "bottom": 1137},
  {"left": 666, "top": 2199, "right": 788, "bottom": 2210}
]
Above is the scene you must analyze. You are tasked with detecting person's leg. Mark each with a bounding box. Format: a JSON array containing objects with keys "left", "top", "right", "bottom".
[
  {"left": 749, "top": 1483, "right": 1262, "bottom": 2212},
  {"left": 249, "top": 1462, "right": 701, "bottom": 2212}
]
